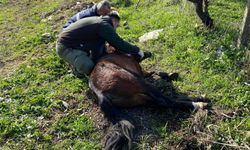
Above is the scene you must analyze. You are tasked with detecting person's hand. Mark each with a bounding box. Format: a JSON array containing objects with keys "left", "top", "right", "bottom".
[{"left": 106, "top": 44, "right": 116, "bottom": 53}]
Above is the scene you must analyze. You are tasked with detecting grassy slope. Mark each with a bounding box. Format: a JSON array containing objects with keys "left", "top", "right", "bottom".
[{"left": 0, "top": 0, "right": 249, "bottom": 149}]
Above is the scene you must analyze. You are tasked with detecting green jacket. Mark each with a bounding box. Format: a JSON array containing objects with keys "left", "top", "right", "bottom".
[{"left": 58, "top": 16, "right": 140, "bottom": 60}]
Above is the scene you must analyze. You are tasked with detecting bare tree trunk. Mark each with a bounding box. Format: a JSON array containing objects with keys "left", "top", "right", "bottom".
[{"left": 237, "top": 0, "right": 250, "bottom": 47}]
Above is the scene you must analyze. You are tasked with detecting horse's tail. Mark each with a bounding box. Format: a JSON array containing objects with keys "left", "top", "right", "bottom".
[
  {"left": 100, "top": 95, "right": 135, "bottom": 150},
  {"left": 89, "top": 74, "right": 136, "bottom": 150}
]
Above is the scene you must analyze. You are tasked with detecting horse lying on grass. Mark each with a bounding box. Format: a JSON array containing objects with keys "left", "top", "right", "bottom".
[{"left": 89, "top": 52, "right": 209, "bottom": 149}]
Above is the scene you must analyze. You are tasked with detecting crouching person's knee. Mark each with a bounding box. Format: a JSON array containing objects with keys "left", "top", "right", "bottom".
[
  {"left": 78, "top": 62, "right": 94, "bottom": 75},
  {"left": 74, "top": 56, "right": 94, "bottom": 76}
]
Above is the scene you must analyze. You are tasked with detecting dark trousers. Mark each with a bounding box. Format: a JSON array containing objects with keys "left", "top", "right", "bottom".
[{"left": 56, "top": 40, "right": 106, "bottom": 75}]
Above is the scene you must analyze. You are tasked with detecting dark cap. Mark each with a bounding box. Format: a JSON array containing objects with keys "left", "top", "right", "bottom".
[{"left": 108, "top": 10, "right": 120, "bottom": 21}]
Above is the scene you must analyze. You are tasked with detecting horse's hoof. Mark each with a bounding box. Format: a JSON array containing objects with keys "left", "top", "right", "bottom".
[
  {"left": 193, "top": 102, "right": 211, "bottom": 110},
  {"left": 169, "top": 73, "right": 179, "bottom": 81},
  {"left": 158, "top": 72, "right": 179, "bottom": 81}
]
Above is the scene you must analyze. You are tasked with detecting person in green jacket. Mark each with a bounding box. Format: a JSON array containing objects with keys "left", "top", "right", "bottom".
[{"left": 56, "top": 11, "right": 150, "bottom": 77}]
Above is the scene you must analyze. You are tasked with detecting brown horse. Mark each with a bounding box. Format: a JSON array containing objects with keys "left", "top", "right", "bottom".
[{"left": 89, "top": 53, "right": 208, "bottom": 149}]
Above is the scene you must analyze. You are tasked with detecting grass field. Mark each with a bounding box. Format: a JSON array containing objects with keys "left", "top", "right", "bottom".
[{"left": 0, "top": 0, "right": 249, "bottom": 149}]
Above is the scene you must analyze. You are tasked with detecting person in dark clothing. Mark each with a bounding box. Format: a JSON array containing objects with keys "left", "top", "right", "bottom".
[
  {"left": 56, "top": 11, "right": 150, "bottom": 77},
  {"left": 63, "top": 0, "right": 111, "bottom": 29}
]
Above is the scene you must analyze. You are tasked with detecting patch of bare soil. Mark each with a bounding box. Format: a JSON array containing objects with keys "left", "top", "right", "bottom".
[
  {"left": 177, "top": 106, "right": 249, "bottom": 150},
  {"left": 0, "top": 1, "right": 94, "bottom": 78},
  {"left": 0, "top": 58, "right": 26, "bottom": 78},
  {"left": 0, "top": 60, "right": 4, "bottom": 68}
]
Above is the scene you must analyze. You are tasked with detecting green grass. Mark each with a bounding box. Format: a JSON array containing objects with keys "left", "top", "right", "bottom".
[{"left": 0, "top": 0, "right": 249, "bottom": 149}]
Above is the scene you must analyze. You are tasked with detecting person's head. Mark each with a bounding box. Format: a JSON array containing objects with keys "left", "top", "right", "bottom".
[
  {"left": 108, "top": 11, "right": 120, "bottom": 30},
  {"left": 96, "top": 0, "right": 111, "bottom": 16}
]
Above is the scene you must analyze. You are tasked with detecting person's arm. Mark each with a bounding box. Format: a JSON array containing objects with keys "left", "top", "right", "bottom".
[
  {"left": 72, "top": 6, "right": 97, "bottom": 23},
  {"left": 76, "top": 9, "right": 92, "bottom": 21},
  {"left": 99, "top": 23, "right": 141, "bottom": 55},
  {"left": 63, "top": 9, "right": 91, "bottom": 28}
]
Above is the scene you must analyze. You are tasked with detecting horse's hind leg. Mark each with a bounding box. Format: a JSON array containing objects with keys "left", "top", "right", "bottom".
[
  {"left": 141, "top": 82, "right": 209, "bottom": 110},
  {"left": 149, "top": 94, "right": 208, "bottom": 110}
]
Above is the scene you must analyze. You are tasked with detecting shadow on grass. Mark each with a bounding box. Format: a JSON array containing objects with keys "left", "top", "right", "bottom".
[{"left": 127, "top": 73, "right": 210, "bottom": 148}]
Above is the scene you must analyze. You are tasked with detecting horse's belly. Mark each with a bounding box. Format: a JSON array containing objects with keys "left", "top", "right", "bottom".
[{"left": 110, "top": 93, "right": 149, "bottom": 108}]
